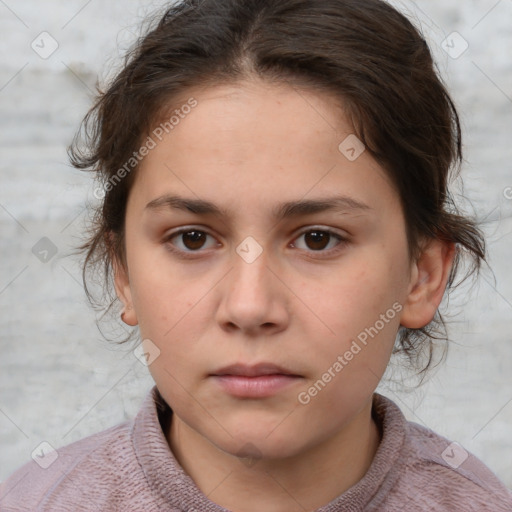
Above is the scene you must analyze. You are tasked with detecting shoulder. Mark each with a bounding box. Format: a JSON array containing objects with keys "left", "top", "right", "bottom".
[
  {"left": 406, "top": 421, "right": 512, "bottom": 510},
  {"left": 0, "top": 420, "right": 138, "bottom": 511},
  {"left": 374, "top": 394, "right": 512, "bottom": 512}
]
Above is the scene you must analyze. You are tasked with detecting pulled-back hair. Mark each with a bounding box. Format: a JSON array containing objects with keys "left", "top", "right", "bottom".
[{"left": 69, "top": 0, "right": 485, "bottom": 376}]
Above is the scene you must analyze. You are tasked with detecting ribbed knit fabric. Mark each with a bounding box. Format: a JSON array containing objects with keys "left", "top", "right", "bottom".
[{"left": 1, "top": 386, "right": 511, "bottom": 511}]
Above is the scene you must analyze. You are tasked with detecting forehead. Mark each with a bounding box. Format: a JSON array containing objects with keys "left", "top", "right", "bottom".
[
  {"left": 131, "top": 80, "right": 399, "bottom": 217},
  {"left": 153, "top": 79, "right": 345, "bottom": 156}
]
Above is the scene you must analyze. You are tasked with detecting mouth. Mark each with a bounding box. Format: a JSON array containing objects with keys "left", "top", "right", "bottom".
[
  {"left": 210, "top": 363, "right": 303, "bottom": 398},
  {"left": 211, "top": 362, "right": 302, "bottom": 378}
]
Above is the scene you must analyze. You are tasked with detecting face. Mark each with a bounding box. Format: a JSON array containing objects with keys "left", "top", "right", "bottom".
[{"left": 116, "top": 79, "right": 419, "bottom": 460}]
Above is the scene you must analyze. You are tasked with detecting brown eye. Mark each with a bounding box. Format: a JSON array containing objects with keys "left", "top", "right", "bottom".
[
  {"left": 166, "top": 229, "right": 218, "bottom": 253},
  {"left": 291, "top": 228, "right": 347, "bottom": 253},
  {"left": 304, "top": 230, "right": 330, "bottom": 250},
  {"left": 181, "top": 230, "right": 207, "bottom": 250}
]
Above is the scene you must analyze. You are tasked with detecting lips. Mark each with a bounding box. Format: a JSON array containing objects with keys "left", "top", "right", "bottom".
[
  {"left": 211, "top": 363, "right": 301, "bottom": 378},
  {"left": 210, "top": 363, "right": 303, "bottom": 398}
]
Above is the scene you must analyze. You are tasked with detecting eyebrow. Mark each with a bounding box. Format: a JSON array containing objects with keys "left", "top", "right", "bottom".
[{"left": 144, "top": 194, "right": 372, "bottom": 220}]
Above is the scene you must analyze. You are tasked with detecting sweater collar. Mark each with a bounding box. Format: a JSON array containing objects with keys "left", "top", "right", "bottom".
[{"left": 132, "top": 385, "right": 407, "bottom": 511}]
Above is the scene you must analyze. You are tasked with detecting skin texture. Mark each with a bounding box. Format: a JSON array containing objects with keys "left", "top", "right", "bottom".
[{"left": 114, "top": 79, "right": 455, "bottom": 512}]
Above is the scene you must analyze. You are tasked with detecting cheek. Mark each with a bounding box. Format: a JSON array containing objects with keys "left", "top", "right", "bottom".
[
  {"left": 125, "top": 242, "right": 198, "bottom": 326},
  {"left": 134, "top": 278, "right": 199, "bottom": 340},
  {"left": 320, "top": 252, "right": 403, "bottom": 328},
  {"left": 125, "top": 250, "right": 213, "bottom": 368},
  {"left": 301, "top": 250, "right": 405, "bottom": 373}
]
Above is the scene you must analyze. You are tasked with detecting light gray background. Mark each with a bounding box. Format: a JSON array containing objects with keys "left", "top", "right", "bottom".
[{"left": 1, "top": 0, "right": 511, "bottom": 488}]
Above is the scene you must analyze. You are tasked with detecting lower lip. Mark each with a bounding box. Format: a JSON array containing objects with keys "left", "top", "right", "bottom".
[{"left": 212, "top": 374, "right": 302, "bottom": 398}]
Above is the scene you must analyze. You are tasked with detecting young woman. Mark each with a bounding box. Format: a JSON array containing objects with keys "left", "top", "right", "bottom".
[{"left": 1, "top": 0, "right": 511, "bottom": 510}]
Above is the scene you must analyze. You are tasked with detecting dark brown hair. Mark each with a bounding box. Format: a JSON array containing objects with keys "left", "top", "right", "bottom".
[{"left": 69, "top": 0, "right": 485, "bottom": 376}]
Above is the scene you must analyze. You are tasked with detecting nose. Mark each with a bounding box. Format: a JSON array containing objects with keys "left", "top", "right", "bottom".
[{"left": 215, "top": 245, "right": 290, "bottom": 336}]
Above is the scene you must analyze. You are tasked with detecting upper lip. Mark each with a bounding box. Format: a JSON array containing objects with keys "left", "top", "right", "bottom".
[{"left": 211, "top": 363, "right": 301, "bottom": 377}]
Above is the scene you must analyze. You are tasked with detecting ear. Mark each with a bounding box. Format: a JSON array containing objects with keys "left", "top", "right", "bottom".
[
  {"left": 113, "top": 254, "right": 138, "bottom": 327},
  {"left": 400, "top": 239, "right": 456, "bottom": 329}
]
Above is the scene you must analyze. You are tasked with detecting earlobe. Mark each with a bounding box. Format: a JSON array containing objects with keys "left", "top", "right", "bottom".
[
  {"left": 113, "top": 256, "right": 138, "bottom": 327},
  {"left": 400, "top": 239, "right": 456, "bottom": 329}
]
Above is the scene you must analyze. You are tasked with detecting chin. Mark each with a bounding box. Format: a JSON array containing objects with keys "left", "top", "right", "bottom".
[{"left": 211, "top": 429, "right": 308, "bottom": 463}]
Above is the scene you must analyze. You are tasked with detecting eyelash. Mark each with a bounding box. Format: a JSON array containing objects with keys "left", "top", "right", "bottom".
[{"left": 163, "top": 226, "right": 349, "bottom": 260}]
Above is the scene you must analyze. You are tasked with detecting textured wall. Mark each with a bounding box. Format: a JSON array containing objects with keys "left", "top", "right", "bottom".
[{"left": 1, "top": 0, "right": 511, "bottom": 488}]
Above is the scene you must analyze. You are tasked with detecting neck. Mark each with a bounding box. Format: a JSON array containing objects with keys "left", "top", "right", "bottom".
[{"left": 167, "top": 396, "right": 381, "bottom": 512}]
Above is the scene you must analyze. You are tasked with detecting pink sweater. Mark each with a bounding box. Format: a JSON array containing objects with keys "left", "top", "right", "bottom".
[{"left": 1, "top": 386, "right": 511, "bottom": 511}]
